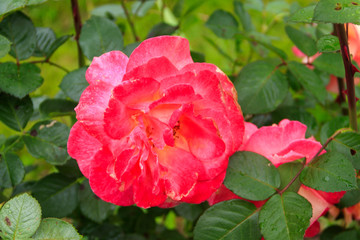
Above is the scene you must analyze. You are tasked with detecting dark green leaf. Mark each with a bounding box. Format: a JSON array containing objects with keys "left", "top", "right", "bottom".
[
  {"left": 333, "top": 230, "right": 360, "bottom": 240},
  {"left": 259, "top": 192, "right": 312, "bottom": 240},
  {"left": 33, "top": 27, "right": 56, "bottom": 57},
  {"left": 287, "top": 61, "right": 327, "bottom": 103},
  {"left": 172, "top": 0, "right": 184, "bottom": 18},
  {"left": 45, "top": 35, "right": 70, "bottom": 59},
  {"left": 278, "top": 161, "right": 303, "bottom": 193},
  {"left": 0, "top": 0, "right": 27, "bottom": 16},
  {"left": 2, "top": 135, "right": 24, "bottom": 152},
  {"left": 159, "top": 230, "right": 186, "bottom": 240},
  {"left": 287, "top": 5, "right": 315, "bottom": 23},
  {"left": 56, "top": 158, "right": 83, "bottom": 179},
  {"left": 0, "top": 93, "right": 33, "bottom": 131},
  {"left": 320, "top": 225, "right": 344, "bottom": 240},
  {"left": 79, "top": 16, "right": 123, "bottom": 60},
  {"left": 320, "top": 116, "right": 349, "bottom": 143},
  {"left": 0, "top": 193, "right": 41, "bottom": 239},
  {"left": 32, "top": 218, "right": 82, "bottom": 240},
  {"left": 285, "top": 25, "right": 317, "bottom": 56},
  {"left": 300, "top": 152, "right": 357, "bottom": 191},
  {"left": 79, "top": 180, "right": 115, "bottom": 223},
  {"left": 313, "top": 53, "right": 345, "bottom": 77},
  {"left": 131, "top": 0, "right": 156, "bottom": 17},
  {"left": 205, "top": 10, "right": 239, "bottom": 39},
  {"left": 317, "top": 35, "right": 340, "bottom": 53},
  {"left": 32, "top": 173, "right": 78, "bottom": 218},
  {"left": 123, "top": 42, "right": 140, "bottom": 57},
  {"left": 0, "top": 62, "right": 43, "bottom": 98},
  {"left": 234, "top": 1, "right": 253, "bottom": 31},
  {"left": 334, "top": 131, "right": 360, "bottom": 151},
  {"left": 0, "top": 152, "right": 24, "bottom": 188},
  {"left": 91, "top": 4, "right": 125, "bottom": 18},
  {"left": 224, "top": 151, "right": 281, "bottom": 201},
  {"left": 313, "top": 0, "right": 360, "bottom": 25},
  {"left": 175, "top": 203, "right": 204, "bottom": 221},
  {"left": 0, "top": 35, "right": 11, "bottom": 58},
  {"left": 0, "top": 11, "right": 36, "bottom": 60},
  {"left": 190, "top": 51, "right": 205, "bottom": 62},
  {"left": 338, "top": 179, "right": 360, "bottom": 208},
  {"left": 147, "top": 22, "right": 178, "bottom": 38},
  {"left": 23, "top": 120, "right": 70, "bottom": 165},
  {"left": 39, "top": 99, "right": 77, "bottom": 117},
  {"left": 329, "top": 131, "right": 360, "bottom": 169},
  {"left": 194, "top": 200, "right": 261, "bottom": 240},
  {"left": 235, "top": 59, "right": 288, "bottom": 114},
  {"left": 59, "top": 67, "right": 88, "bottom": 102}
]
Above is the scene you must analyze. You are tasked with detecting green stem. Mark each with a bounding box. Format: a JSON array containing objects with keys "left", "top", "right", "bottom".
[
  {"left": 334, "top": 23, "right": 358, "bottom": 131},
  {"left": 70, "top": 0, "right": 85, "bottom": 67},
  {"left": 120, "top": 0, "right": 140, "bottom": 42},
  {"left": 30, "top": 60, "right": 70, "bottom": 73}
]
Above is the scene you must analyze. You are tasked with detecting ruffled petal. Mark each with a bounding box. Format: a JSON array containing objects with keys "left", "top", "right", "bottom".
[{"left": 304, "top": 221, "right": 320, "bottom": 238}]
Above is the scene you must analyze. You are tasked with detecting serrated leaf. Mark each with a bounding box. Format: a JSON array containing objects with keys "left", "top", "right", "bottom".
[
  {"left": 0, "top": 62, "right": 43, "bottom": 98},
  {"left": 0, "top": 35, "right": 11, "bottom": 58},
  {"left": 278, "top": 161, "right": 303, "bottom": 193},
  {"left": 288, "top": 5, "right": 315, "bottom": 23},
  {"left": 0, "top": 93, "right": 33, "bottom": 131},
  {"left": 287, "top": 60, "right": 327, "bottom": 103},
  {"left": 79, "top": 15, "right": 123, "bottom": 60},
  {"left": 329, "top": 131, "right": 360, "bottom": 169},
  {"left": 259, "top": 192, "right": 312, "bottom": 240},
  {"left": 32, "top": 218, "right": 82, "bottom": 240},
  {"left": 0, "top": 0, "right": 27, "bottom": 16},
  {"left": 300, "top": 152, "right": 357, "bottom": 191},
  {"left": 79, "top": 180, "right": 115, "bottom": 223},
  {"left": 235, "top": 59, "right": 288, "bottom": 114},
  {"left": 234, "top": 1, "right": 253, "bottom": 31},
  {"left": 313, "top": 53, "right": 345, "bottom": 77},
  {"left": 0, "top": 193, "right": 41, "bottom": 239},
  {"left": 285, "top": 25, "right": 317, "bottom": 56},
  {"left": 0, "top": 11, "right": 36, "bottom": 60},
  {"left": 32, "top": 173, "right": 78, "bottom": 218},
  {"left": 317, "top": 35, "right": 340, "bottom": 53},
  {"left": 205, "top": 10, "right": 239, "bottom": 39},
  {"left": 338, "top": 178, "right": 360, "bottom": 208},
  {"left": 147, "top": 22, "right": 178, "bottom": 38},
  {"left": 334, "top": 132, "right": 360, "bottom": 151},
  {"left": 0, "top": 153, "right": 25, "bottom": 188},
  {"left": 313, "top": 0, "right": 360, "bottom": 25},
  {"left": 224, "top": 151, "right": 281, "bottom": 201},
  {"left": 194, "top": 200, "right": 261, "bottom": 240},
  {"left": 39, "top": 99, "right": 77, "bottom": 117},
  {"left": 33, "top": 27, "right": 56, "bottom": 57},
  {"left": 59, "top": 67, "right": 88, "bottom": 102},
  {"left": 23, "top": 120, "right": 70, "bottom": 165}
]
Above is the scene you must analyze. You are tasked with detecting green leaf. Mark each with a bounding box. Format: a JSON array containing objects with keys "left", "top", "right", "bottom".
[
  {"left": 287, "top": 5, "right": 315, "bottom": 23},
  {"left": 123, "top": 42, "right": 140, "bottom": 57},
  {"left": 190, "top": 51, "right": 205, "bottom": 63},
  {"left": 333, "top": 230, "right": 360, "bottom": 240},
  {"left": 338, "top": 178, "right": 360, "bottom": 208},
  {"left": 330, "top": 131, "right": 360, "bottom": 169},
  {"left": 33, "top": 27, "right": 56, "bottom": 57},
  {"left": 45, "top": 35, "right": 70, "bottom": 59},
  {"left": 0, "top": 11, "right": 36, "bottom": 60},
  {"left": 205, "top": 10, "right": 239, "bottom": 39},
  {"left": 79, "top": 180, "right": 115, "bottom": 223},
  {"left": 39, "top": 99, "right": 77, "bottom": 117},
  {"left": 313, "top": 0, "right": 360, "bottom": 25},
  {"left": 300, "top": 152, "right": 357, "bottom": 191},
  {"left": 91, "top": 4, "right": 125, "bottom": 18},
  {"left": 0, "top": 62, "right": 43, "bottom": 98},
  {"left": 172, "top": 0, "right": 184, "bottom": 18},
  {"left": 334, "top": 132, "right": 360, "bottom": 151},
  {"left": 320, "top": 116, "right": 349, "bottom": 143},
  {"left": 132, "top": 0, "right": 156, "bottom": 17},
  {"left": 0, "top": 0, "right": 27, "bottom": 16},
  {"left": 278, "top": 161, "right": 303, "bottom": 193},
  {"left": 235, "top": 59, "right": 288, "bottom": 114},
  {"left": 2, "top": 135, "right": 24, "bottom": 152},
  {"left": 0, "top": 93, "right": 33, "bottom": 131},
  {"left": 259, "top": 192, "right": 312, "bottom": 240},
  {"left": 0, "top": 35, "right": 11, "bottom": 58},
  {"left": 285, "top": 25, "right": 317, "bottom": 56},
  {"left": 317, "top": 35, "right": 340, "bottom": 53},
  {"left": 0, "top": 193, "right": 41, "bottom": 239},
  {"left": 234, "top": 1, "right": 253, "bottom": 31},
  {"left": 313, "top": 53, "right": 345, "bottom": 77},
  {"left": 79, "top": 15, "right": 124, "bottom": 60},
  {"left": 59, "top": 67, "right": 88, "bottom": 102},
  {"left": 32, "top": 218, "right": 82, "bottom": 240},
  {"left": 23, "top": 120, "right": 70, "bottom": 165},
  {"left": 287, "top": 61, "right": 327, "bottom": 103},
  {"left": 320, "top": 226, "right": 344, "bottom": 240},
  {"left": 224, "top": 151, "right": 281, "bottom": 201},
  {"left": 175, "top": 203, "right": 204, "bottom": 221},
  {"left": 32, "top": 173, "right": 78, "bottom": 218},
  {"left": 194, "top": 200, "right": 261, "bottom": 240},
  {"left": 147, "top": 22, "right": 178, "bottom": 38},
  {"left": 0, "top": 153, "right": 25, "bottom": 188}
]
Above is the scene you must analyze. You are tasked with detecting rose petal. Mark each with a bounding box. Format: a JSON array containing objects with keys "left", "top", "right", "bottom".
[{"left": 304, "top": 221, "right": 320, "bottom": 238}]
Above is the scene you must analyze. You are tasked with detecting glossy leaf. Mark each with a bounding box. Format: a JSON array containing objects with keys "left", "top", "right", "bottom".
[
  {"left": 59, "top": 67, "right": 88, "bottom": 102},
  {"left": 205, "top": 10, "right": 239, "bottom": 39},
  {"left": 0, "top": 153, "right": 25, "bottom": 188},
  {"left": 300, "top": 152, "right": 357, "bottom": 191},
  {"left": 0, "top": 193, "right": 41, "bottom": 239},
  {"left": 32, "top": 218, "right": 82, "bottom": 240},
  {"left": 23, "top": 120, "right": 70, "bottom": 165},
  {"left": 0, "top": 35, "right": 11, "bottom": 58},
  {"left": 329, "top": 131, "right": 360, "bottom": 169},
  {"left": 334, "top": 132, "right": 360, "bottom": 151},
  {"left": 39, "top": 99, "right": 77, "bottom": 117},
  {"left": 0, "top": 11, "right": 36, "bottom": 60},
  {"left": 79, "top": 15, "right": 124, "bottom": 60},
  {"left": 287, "top": 61, "right": 327, "bottom": 103},
  {"left": 259, "top": 192, "right": 312, "bottom": 240},
  {"left": 338, "top": 178, "right": 360, "bottom": 208},
  {"left": 235, "top": 59, "right": 288, "bottom": 114},
  {"left": 278, "top": 161, "right": 303, "bottom": 193},
  {"left": 0, "top": 62, "right": 43, "bottom": 98},
  {"left": 147, "top": 22, "right": 178, "bottom": 38},
  {"left": 224, "top": 151, "right": 281, "bottom": 201},
  {"left": 0, "top": 0, "right": 27, "bottom": 16},
  {"left": 0, "top": 94, "right": 33, "bottom": 131},
  {"left": 285, "top": 25, "right": 317, "bottom": 56},
  {"left": 33, "top": 27, "right": 56, "bottom": 57},
  {"left": 313, "top": 53, "right": 345, "bottom": 77},
  {"left": 313, "top": 0, "right": 360, "bottom": 25},
  {"left": 317, "top": 35, "right": 340, "bottom": 52},
  {"left": 288, "top": 5, "right": 315, "bottom": 23},
  {"left": 32, "top": 173, "right": 78, "bottom": 218},
  {"left": 194, "top": 200, "right": 261, "bottom": 240}
]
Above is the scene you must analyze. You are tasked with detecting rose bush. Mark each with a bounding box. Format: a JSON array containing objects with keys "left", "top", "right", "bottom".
[
  {"left": 67, "top": 36, "right": 244, "bottom": 208},
  {"left": 208, "top": 119, "right": 345, "bottom": 237}
]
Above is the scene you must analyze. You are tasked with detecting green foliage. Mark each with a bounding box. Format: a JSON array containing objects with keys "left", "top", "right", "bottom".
[
  {"left": 313, "top": 0, "right": 360, "bottom": 24},
  {"left": 317, "top": 35, "right": 340, "bottom": 53},
  {"left": 285, "top": 25, "right": 317, "bottom": 56},
  {"left": 32, "top": 218, "right": 82, "bottom": 240},
  {"left": 205, "top": 10, "right": 239, "bottom": 39},
  {"left": 0, "top": 152, "right": 25, "bottom": 188}
]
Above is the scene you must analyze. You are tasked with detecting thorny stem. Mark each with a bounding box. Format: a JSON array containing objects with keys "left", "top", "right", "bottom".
[
  {"left": 120, "top": 0, "right": 140, "bottom": 42},
  {"left": 71, "top": 0, "right": 85, "bottom": 67},
  {"left": 334, "top": 23, "right": 358, "bottom": 131}
]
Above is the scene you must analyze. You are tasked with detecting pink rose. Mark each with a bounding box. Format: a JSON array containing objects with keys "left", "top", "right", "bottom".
[
  {"left": 67, "top": 36, "right": 244, "bottom": 208},
  {"left": 209, "top": 119, "right": 345, "bottom": 237}
]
